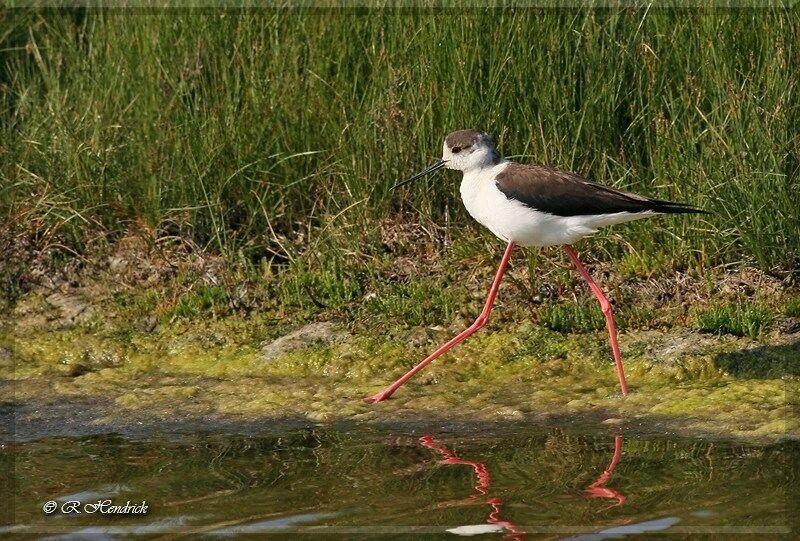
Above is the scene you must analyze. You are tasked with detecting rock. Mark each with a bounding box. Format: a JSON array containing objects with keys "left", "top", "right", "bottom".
[
  {"left": 108, "top": 256, "right": 128, "bottom": 272},
  {"left": 57, "top": 363, "right": 93, "bottom": 377},
  {"left": 261, "top": 322, "right": 350, "bottom": 360},
  {"left": 495, "top": 407, "right": 524, "bottom": 419},
  {"left": 135, "top": 316, "right": 158, "bottom": 334},
  {"left": 45, "top": 292, "right": 90, "bottom": 327},
  {"left": 407, "top": 328, "right": 432, "bottom": 348},
  {"left": 0, "top": 347, "right": 12, "bottom": 369},
  {"left": 782, "top": 318, "right": 800, "bottom": 335},
  {"left": 632, "top": 330, "right": 734, "bottom": 366}
]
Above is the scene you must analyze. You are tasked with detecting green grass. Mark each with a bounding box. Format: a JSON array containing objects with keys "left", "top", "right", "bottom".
[
  {"left": 1, "top": 7, "right": 798, "bottom": 299},
  {"left": 614, "top": 250, "right": 676, "bottom": 279},
  {"left": 692, "top": 302, "right": 774, "bottom": 339},
  {"left": 361, "top": 279, "right": 458, "bottom": 328},
  {"left": 167, "top": 285, "right": 229, "bottom": 320},
  {"left": 273, "top": 255, "right": 365, "bottom": 314},
  {"left": 784, "top": 297, "right": 800, "bottom": 317},
  {"left": 539, "top": 302, "right": 605, "bottom": 334}
]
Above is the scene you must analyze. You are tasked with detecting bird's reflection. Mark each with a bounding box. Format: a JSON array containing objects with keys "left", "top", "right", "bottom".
[
  {"left": 419, "top": 435, "right": 491, "bottom": 495},
  {"left": 420, "top": 435, "right": 526, "bottom": 539},
  {"left": 420, "top": 433, "right": 627, "bottom": 539},
  {"left": 584, "top": 434, "right": 626, "bottom": 510}
]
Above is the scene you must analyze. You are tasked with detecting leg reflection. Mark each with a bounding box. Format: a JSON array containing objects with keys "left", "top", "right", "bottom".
[
  {"left": 420, "top": 435, "right": 526, "bottom": 540},
  {"left": 585, "top": 434, "right": 626, "bottom": 509}
]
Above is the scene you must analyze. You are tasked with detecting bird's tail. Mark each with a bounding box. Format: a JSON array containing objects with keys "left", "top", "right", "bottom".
[{"left": 649, "top": 199, "right": 710, "bottom": 214}]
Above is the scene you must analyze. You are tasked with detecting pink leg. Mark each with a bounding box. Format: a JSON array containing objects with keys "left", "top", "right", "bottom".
[
  {"left": 562, "top": 245, "right": 629, "bottom": 397},
  {"left": 586, "top": 434, "right": 626, "bottom": 508},
  {"left": 366, "top": 241, "right": 516, "bottom": 403}
]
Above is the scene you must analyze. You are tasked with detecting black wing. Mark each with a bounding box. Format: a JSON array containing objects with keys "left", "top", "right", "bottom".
[{"left": 495, "top": 163, "right": 706, "bottom": 217}]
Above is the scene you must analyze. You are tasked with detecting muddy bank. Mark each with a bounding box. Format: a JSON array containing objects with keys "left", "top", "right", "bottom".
[
  {"left": 2, "top": 315, "right": 797, "bottom": 443},
  {"left": 2, "top": 233, "right": 798, "bottom": 443}
]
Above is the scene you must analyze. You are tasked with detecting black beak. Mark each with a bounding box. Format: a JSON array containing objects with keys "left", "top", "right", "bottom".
[{"left": 391, "top": 160, "right": 447, "bottom": 190}]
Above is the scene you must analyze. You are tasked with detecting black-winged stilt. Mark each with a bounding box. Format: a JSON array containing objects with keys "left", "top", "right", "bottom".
[{"left": 367, "top": 129, "right": 706, "bottom": 402}]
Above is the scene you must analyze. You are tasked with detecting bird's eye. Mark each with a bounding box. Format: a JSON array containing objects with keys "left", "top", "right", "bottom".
[{"left": 452, "top": 146, "right": 462, "bottom": 154}]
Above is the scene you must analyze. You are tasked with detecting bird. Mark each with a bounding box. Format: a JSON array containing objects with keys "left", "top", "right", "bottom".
[{"left": 366, "top": 129, "right": 707, "bottom": 403}]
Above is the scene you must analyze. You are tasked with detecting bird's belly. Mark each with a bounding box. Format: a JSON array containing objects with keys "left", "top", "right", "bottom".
[{"left": 461, "top": 183, "right": 579, "bottom": 247}]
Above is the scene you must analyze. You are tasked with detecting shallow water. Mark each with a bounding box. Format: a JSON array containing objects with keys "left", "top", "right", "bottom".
[{"left": 2, "top": 425, "right": 795, "bottom": 538}]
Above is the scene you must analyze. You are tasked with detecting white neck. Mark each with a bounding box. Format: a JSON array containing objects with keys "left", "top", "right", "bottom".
[{"left": 462, "top": 156, "right": 506, "bottom": 176}]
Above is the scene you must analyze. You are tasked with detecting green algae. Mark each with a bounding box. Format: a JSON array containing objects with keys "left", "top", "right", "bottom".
[{"left": 2, "top": 313, "right": 798, "bottom": 442}]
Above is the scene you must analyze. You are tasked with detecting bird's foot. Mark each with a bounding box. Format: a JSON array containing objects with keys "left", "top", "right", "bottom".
[{"left": 364, "top": 390, "right": 394, "bottom": 403}]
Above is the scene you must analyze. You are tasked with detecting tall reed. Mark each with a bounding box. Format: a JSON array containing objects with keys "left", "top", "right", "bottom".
[{"left": 2, "top": 7, "right": 797, "bottom": 270}]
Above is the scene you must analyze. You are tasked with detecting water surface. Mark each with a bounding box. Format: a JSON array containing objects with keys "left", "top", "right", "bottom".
[{"left": 3, "top": 425, "right": 794, "bottom": 538}]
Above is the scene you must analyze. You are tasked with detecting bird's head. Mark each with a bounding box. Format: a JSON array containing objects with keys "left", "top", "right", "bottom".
[
  {"left": 441, "top": 129, "right": 500, "bottom": 172},
  {"left": 393, "top": 129, "right": 501, "bottom": 189}
]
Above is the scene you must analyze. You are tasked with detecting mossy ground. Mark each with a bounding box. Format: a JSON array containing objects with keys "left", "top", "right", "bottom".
[
  {"left": 3, "top": 299, "right": 797, "bottom": 442},
  {"left": 2, "top": 228, "right": 798, "bottom": 443}
]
